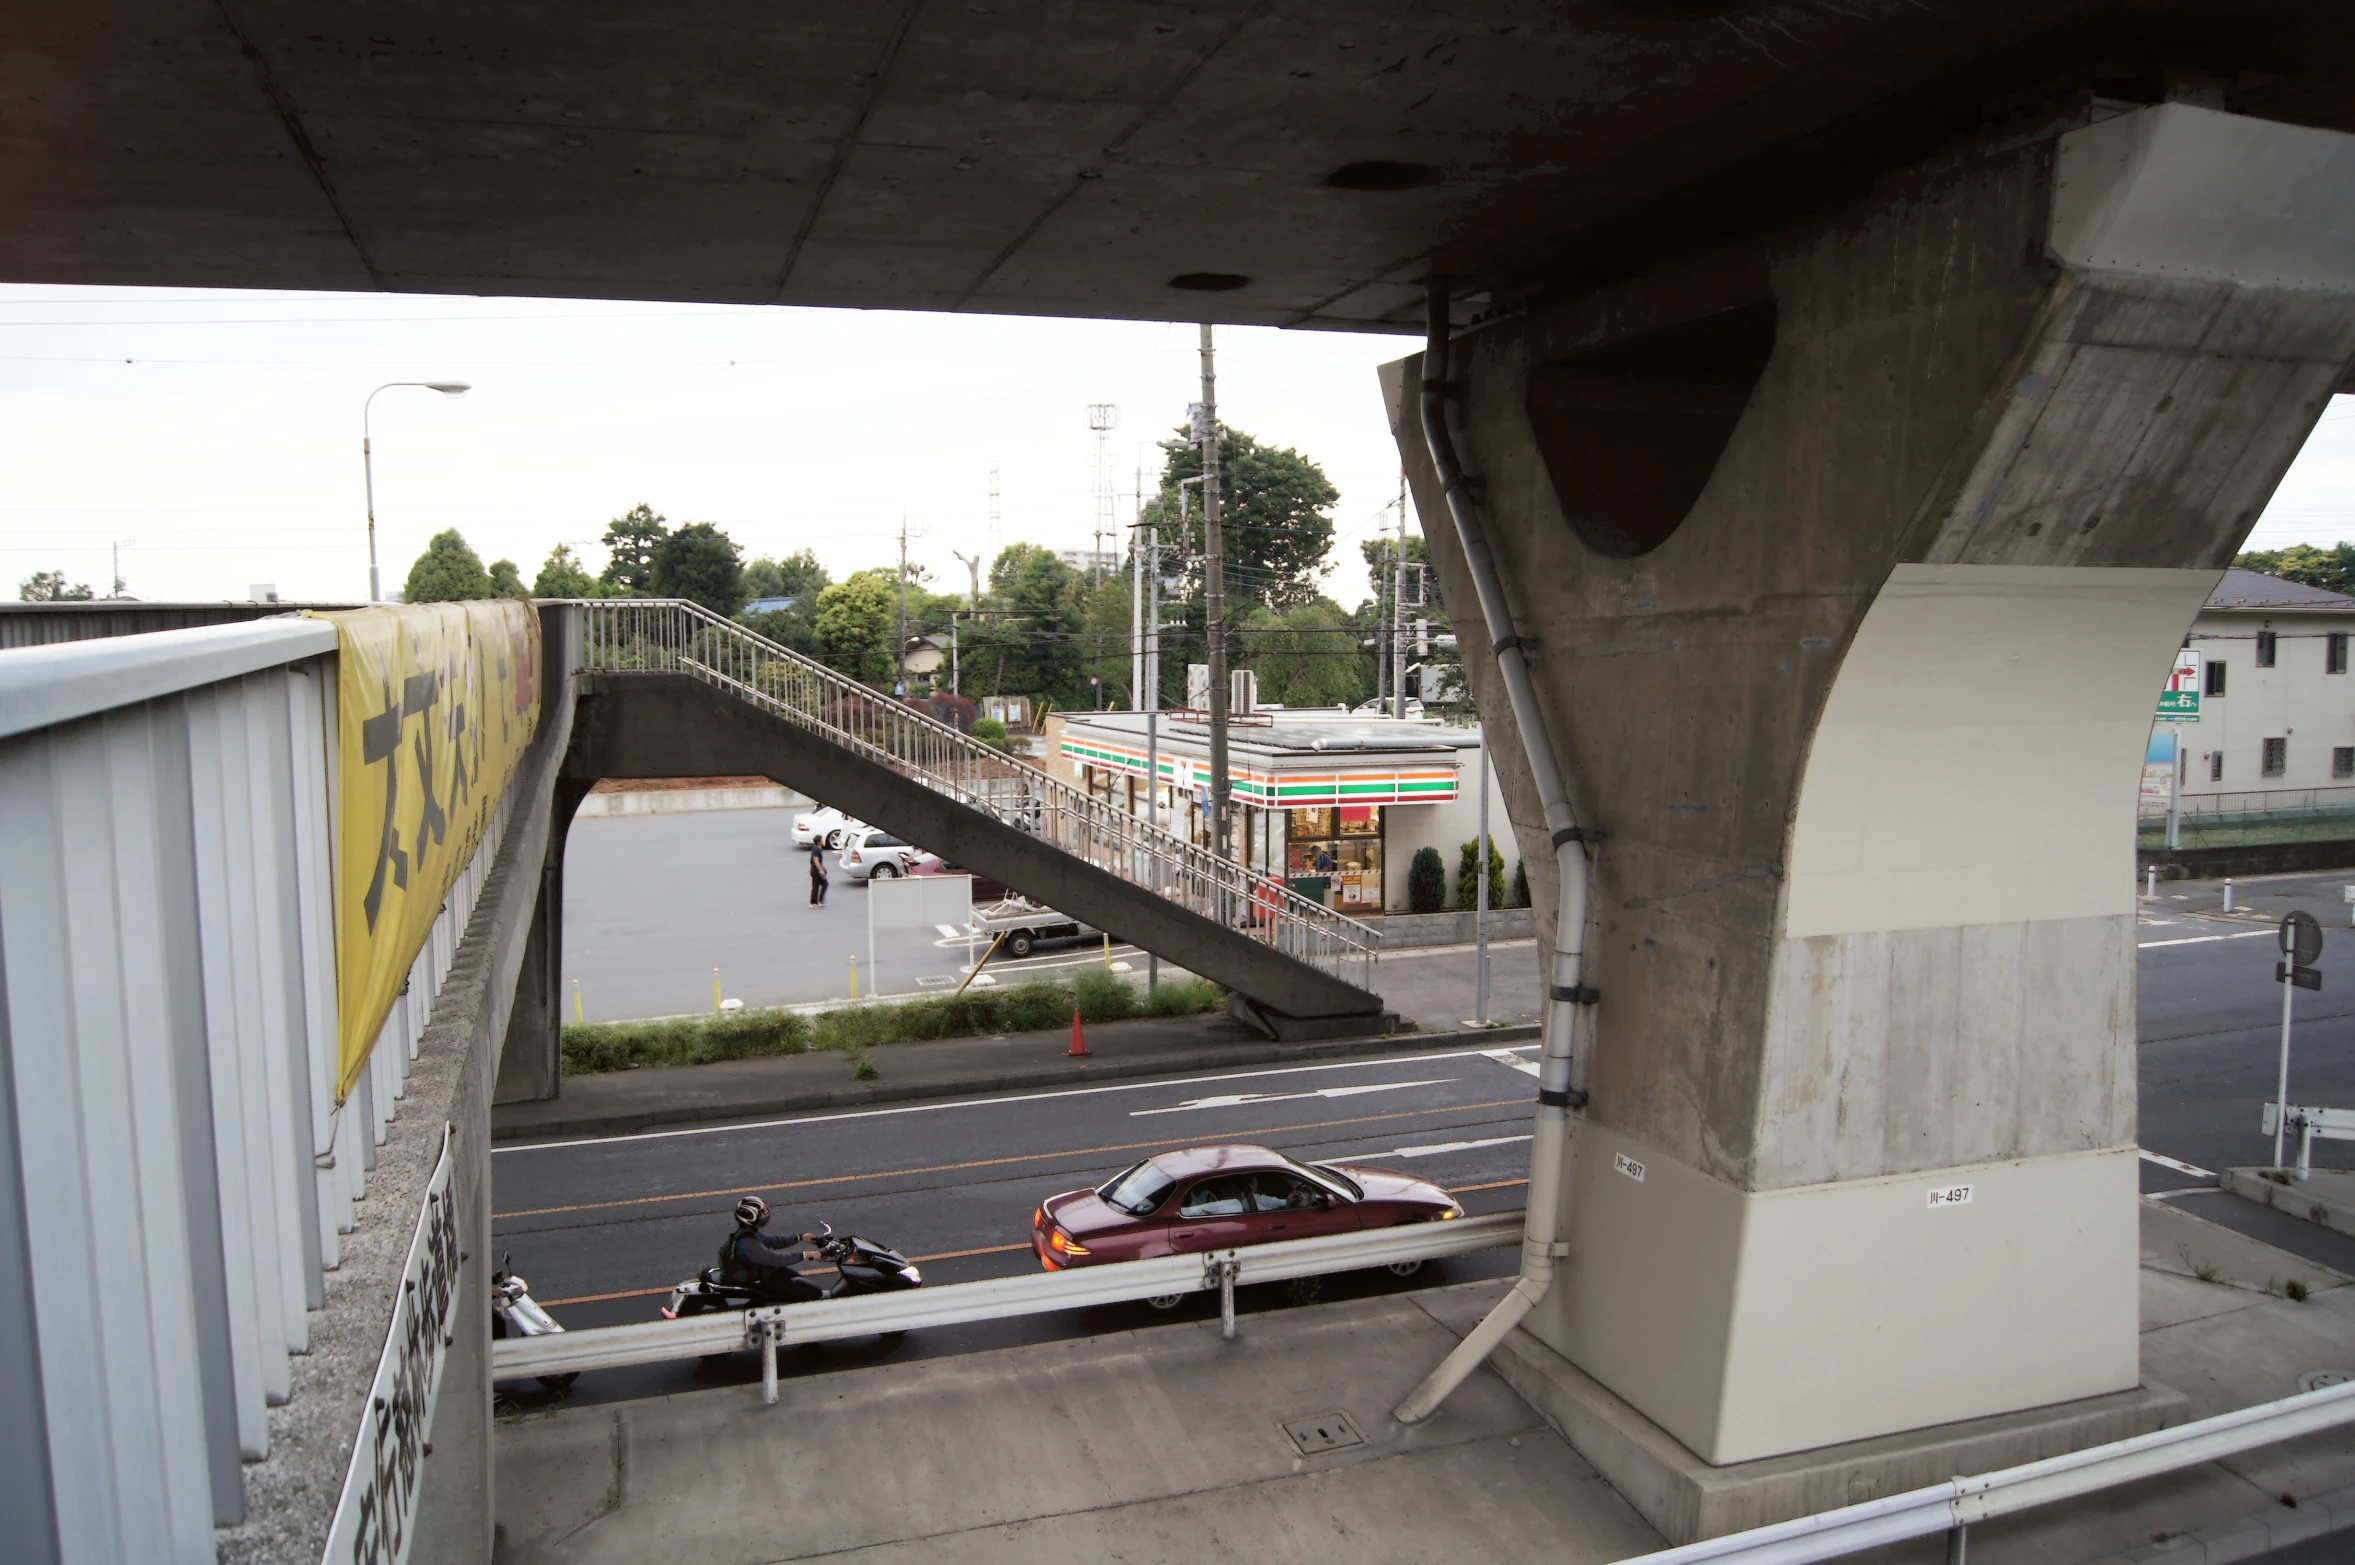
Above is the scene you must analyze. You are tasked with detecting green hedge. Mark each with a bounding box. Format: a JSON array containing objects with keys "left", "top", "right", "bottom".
[{"left": 560, "top": 971, "right": 1224, "bottom": 1076}]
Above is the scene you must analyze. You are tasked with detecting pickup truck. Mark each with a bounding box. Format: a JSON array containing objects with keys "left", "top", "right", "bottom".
[{"left": 973, "top": 897, "right": 1100, "bottom": 959}]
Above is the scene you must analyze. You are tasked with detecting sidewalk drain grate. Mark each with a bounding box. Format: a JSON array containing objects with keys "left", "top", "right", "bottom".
[{"left": 1282, "top": 1412, "right": 1366, "bottom": 1456}]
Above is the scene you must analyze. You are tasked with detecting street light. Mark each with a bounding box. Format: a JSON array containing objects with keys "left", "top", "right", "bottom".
[{"left": 364, "top": 381, "right": 471, "bottom": 602}]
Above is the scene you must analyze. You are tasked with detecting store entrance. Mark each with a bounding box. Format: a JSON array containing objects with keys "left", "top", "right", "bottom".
[{"left": 1286, "top": 805, "right": 1384, "bottom": 912}]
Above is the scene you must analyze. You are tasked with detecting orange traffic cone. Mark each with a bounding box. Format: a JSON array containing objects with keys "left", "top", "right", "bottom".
[{"left": 1067, "top": 1007, "right": 1090, "bottom": 1058}]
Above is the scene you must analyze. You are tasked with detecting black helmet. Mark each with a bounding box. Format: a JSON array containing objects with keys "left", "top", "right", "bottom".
[{"left": 733, "top": 1195, "right": 769, "bottom": 1230}]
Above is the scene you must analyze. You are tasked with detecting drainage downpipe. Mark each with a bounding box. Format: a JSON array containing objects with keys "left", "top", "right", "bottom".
[{"left": 1394, "top": 281, "right": 1593, "bottom": 1425}]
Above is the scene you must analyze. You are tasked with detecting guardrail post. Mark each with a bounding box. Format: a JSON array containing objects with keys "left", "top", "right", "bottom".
[
  {"left": 756, "top": 1313, "right": 781, "bottom": 1406},
  {"left": 1946, "top": 1522, "right": 1966, "bottom": 1563},
  {"left": 1206, "top": 1254, "right": 1242, "bottom": 1341}
]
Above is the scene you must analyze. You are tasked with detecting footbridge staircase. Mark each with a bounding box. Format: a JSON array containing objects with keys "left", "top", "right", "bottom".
[{"left": 553, "top": 600, "right": 1387, "bottom": 1037}]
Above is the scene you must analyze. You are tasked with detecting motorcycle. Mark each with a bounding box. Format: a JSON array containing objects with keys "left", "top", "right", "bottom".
[
  {"left": 662, "top": 1221, "right": 922, "bottom": 1359},
  {"left": 490, "top": 1251, "right": 577, "bottom": 1392}
]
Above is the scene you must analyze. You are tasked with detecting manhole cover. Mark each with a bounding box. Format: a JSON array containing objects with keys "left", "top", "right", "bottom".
[
  {"left": 2299, "top": 1371, "right": 2355, "bottom": 1393},
  {"left": 1281, "top": 1412, "right": 1366, "bottom": 1456}
]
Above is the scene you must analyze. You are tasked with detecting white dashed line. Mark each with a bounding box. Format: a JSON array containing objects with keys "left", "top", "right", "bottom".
[
  {"left": 1482, "top": 1048, "right": 1540, "bottom": 1078},
  {"left": 2139, "top": 1150, "right": 2215, "bottom": 1178},
  {"left": 1131, "top": 1079, "right": 1455, "bottom": 1117},
  {"left": 1391, "top": 1135, "right": 1532, "bottom": 1159}
]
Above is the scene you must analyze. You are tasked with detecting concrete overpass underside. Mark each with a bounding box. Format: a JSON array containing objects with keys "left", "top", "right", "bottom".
[{"left": 12, "top": 5, "right": 2355, "bottom": 1560}]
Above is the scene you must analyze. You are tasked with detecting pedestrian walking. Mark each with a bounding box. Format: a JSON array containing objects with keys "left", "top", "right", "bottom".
[{"left": 809, "top": 843, "right": 830, "bottom": 906}]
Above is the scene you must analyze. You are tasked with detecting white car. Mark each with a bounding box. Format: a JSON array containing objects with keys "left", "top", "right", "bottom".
[
  {"left": 793, "top": 806, "right": 865, "bottom": 849},
  {"left": 839, "top": 826, "right": 922, "bottom": 881}
]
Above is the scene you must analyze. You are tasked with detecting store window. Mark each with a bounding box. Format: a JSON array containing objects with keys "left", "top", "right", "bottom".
[{"left": 1286, "top": 805, "right": 1385, "bottom": 910}]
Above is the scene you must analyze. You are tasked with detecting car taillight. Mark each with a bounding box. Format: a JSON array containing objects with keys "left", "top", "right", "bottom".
[{"left": 1048, "top": 1229, "right": 1090, "bottom": 1256}]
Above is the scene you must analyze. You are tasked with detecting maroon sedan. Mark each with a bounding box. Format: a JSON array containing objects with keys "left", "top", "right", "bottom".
[{"left": 1033, "top": 1144, "right": 1463, "bottom": 1301}]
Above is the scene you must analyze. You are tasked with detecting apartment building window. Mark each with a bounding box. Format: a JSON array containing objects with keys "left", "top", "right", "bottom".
[
  {"left": 2331, "top": 633, "right": 2349, "bottom": 675},
  {"left": 2205, "top": 659, "right": 2228, "bottom": 697},
  {"left": 2257, "top": 631, "right": 2278, "bottom": 667},
  {"left": 2211, "top": 752, "right": 2224, "bottom": 782},
  {"left": 2263, "top": 737, "right": 2288, "bottom": 777},
  {"left": 2336, "top": 747, "right": 2354, "bottom": 779}
]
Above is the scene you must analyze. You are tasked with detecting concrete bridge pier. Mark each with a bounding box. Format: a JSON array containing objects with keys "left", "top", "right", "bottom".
[{"left": 1388, "top": 102, "right": 2355, "bottom": 1537}]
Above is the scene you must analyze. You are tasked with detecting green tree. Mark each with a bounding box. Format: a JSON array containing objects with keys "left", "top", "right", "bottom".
[
  {"left": 1234, "top": 598, "right": 1366, "bottom": 708},
  {"left": 1457, "top": 837, "right": 1505, "bottom": 912},
  {"left": 532, "top": 543, "right": 601, "bottom": 598},
  {"left": 1509, "top": 858, "right": 1530, "bottom": 909},
  {"left": 403, "top": 529, "right": 493, "bottom": 603},
  {"left": 1156, "top": 425, "right": 1339, "bottom": 609},
  {"left": 743, "top": 548, "right": 829, "bottom": 603},
  {"left": 651, "top": 521, "right": 745, "bottom": 615},
  {"left": 19, "top": 569, "right": 94, "bottom": 601},
  {"left": 963, "top": 544, "right": 1087, "bottom": 706},
  {"left": 815, "top": 573, "right": 897, "bottom": 683},
  {"left": 488, "top": 557, "right": 526, "bottom": 597},
  {"left": 2235, "top": 543, "right": 2355, "bottom": 594},
  {"left": 1407, "top": 846, "right": 1447, "bottom": 914},
  {"left": 600, "top": 503, "right": 669, "bottom": 592}
]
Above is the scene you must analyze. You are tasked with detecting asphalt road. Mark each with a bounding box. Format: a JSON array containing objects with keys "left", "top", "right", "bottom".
[{"left": 491, "top": 1043, "right": 1541, "bottom": 1407}]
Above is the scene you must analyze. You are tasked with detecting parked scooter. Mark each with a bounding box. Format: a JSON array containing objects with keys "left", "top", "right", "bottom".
[
  {"left": 490, "top": 1251, "right": 577, "bottom": 1392},
  {"left": 662, "top": 1221, "right": 922, "bottom": 1356}
]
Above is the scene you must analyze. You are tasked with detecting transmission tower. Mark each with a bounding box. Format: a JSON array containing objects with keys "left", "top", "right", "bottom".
[
  {"left": 1086, "top": 403, "right": 1119, "bottom": 585},
  {"left": 987, "top": 461, "right": 1001, "bottom": 568}
]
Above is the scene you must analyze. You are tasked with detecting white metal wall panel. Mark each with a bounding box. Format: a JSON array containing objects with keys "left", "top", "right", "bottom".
[{"left": 0, "top": 623, "right": 530, "bottom": 1556}]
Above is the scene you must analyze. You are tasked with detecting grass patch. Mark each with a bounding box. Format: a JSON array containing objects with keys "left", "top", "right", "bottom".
[{"left": 561, "top": 972, "right": 1224, "bottom": 1076}]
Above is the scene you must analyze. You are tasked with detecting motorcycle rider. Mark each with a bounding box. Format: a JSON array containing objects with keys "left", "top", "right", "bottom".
[{"left": 717, "top": 1195, "right": 817, "bottom": 1293}]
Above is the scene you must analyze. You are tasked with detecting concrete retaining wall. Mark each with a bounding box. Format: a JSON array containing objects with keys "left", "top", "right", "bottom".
[
  {"left": 574, "top": 783, "right": 808, "bottom": 817},
  {"left": 1373, "top": 907, "right": 1535, "bottom": 948}
]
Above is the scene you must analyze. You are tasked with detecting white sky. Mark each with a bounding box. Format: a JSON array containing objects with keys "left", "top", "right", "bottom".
[
  {"left": 0, "top": 287, "right": 1417, "bottom": 606},
  {"left": 0, "top": 283, "right": 2346, "bottom": 603}
]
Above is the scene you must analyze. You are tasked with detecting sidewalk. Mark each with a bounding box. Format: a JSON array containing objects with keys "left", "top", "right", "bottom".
[
  {"left": 491, "top": 1013, "right": 1539, "bottom": 1142},
  {"left": 493, "top": 1198, "right": 2355, "bottom": 1564}
]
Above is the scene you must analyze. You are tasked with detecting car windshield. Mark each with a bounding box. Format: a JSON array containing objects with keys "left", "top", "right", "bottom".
[
  {"left": 1280, "top": 1153, "right": 1361, "bottom": 1202},
  {"left": 1097, "top": 1159, "right": 1178, "bottom": 1215}
]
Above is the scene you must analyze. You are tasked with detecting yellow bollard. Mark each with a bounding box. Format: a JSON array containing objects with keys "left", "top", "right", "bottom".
[
  {"left": 849, "top": 955, "right": 859, "bottom": 1000},
  {"left": 572, "top": 979, "right": 583, "bottom": 1025},
  {"left": 713, "top": 968, "right": 722, "bottom": 1014},
  {"left": 1103, "top": 932, "right": 1112, "bottom": 971}
]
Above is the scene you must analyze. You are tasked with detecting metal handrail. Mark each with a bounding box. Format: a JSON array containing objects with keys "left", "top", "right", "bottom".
[
  {"left": 1623, "top": 1375, "right": 2355, "bottom": 1564},
  {"left": 561, "top": 598, "right": 1380, "bottom": 991},
  {"left": 493, "top": 1211, "right": 1522, "bottom": 1387}
]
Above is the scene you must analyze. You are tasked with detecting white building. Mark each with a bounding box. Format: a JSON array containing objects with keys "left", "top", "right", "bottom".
[{"left": 2155, "top": 568, "right": 2355, "bottom": 819}]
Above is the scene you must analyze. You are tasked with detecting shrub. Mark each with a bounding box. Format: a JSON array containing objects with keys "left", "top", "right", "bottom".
[
  {"left": 1407, "top": 846, "right": 1446, "bottom": 914},
  {"left": 1458, "top": 838, "right": 1505, "bottom": 911},
  {"left": 559, "top": 972, "right": 1224, "bottom": 1075},
  {"left": 1510, "top": 859, "right": 1529, "bottom": 908},
  {"left": 971, "top": 716, "right": 1008, "bottom": 741}
]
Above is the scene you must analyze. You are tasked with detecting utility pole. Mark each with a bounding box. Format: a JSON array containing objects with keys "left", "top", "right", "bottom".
[
  {"left": 1393, "top": 476, "right": 1409, "bottom": 720},
  {"left": 1199, "top": 325, "right": 1230, "bottom": 861},
  {"left": 950, "top": 615, "right": 960, "bottom": 695},
  {"left": 895, "top": 511, "right": 910, "bottom": 697},
  {"left": 1130, "top": 478, "right": 1146, "bottom": 709},
  {"left": 1087, "top": 404, "right": 1118, "bottom": 587}
]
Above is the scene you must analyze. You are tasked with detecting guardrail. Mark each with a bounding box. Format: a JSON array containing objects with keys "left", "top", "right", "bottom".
[
  {"left": 1625, "top": 1376, "right": 2355, "bottom": 1564},
  {"left": 561, "top": 598, "right": 1381, "bottom": 993},
  {"left": 493, "top": 1211, "right": 1522, "bottom": 1401}
]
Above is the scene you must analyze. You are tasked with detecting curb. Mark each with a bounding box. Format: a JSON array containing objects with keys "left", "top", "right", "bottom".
[
  {"left": 2079, "top": 1480, "right": 2355, "bottom": 1564},
  {"left": 492, "top": 1022, "right": 1541, "bottom": 1143},
  {"left": 2220, "top": 1166, "right": 2355, "bottom": 1241}
]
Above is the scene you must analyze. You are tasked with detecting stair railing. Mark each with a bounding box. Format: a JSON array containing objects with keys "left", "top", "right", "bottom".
[{"left": 565, "top": 599, "right": 1380, "bottom": 991}]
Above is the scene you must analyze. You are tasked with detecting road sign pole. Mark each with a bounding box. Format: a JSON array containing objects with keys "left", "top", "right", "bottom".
[{"left": 2277, "top": 963, "right": 2295, "bottom": 1169}]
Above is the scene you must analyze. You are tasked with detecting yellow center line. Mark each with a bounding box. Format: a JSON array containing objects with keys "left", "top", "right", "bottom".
[
  {"left": 527, "top": 1186, "right": 1528, "bottom": 1309},
  {"left": 494, "top": 1099, "right": 1533, "bottom": 1220}
]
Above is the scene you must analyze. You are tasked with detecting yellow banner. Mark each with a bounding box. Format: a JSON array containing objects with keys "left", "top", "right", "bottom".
[{"left": 313, "top": 602, "right": 541, "bottom": 1101}]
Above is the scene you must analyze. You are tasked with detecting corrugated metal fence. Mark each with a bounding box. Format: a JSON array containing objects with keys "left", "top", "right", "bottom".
[{"left": 0, "top": 618, "right": 513, "bottom": 1563}]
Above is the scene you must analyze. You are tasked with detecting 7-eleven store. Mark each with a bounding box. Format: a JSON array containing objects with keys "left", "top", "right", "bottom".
[{"left": 1052, "top": 710, "right": 1502, "bottom": 915}]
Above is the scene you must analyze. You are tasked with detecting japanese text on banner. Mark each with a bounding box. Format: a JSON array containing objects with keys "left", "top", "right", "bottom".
[{"left": 313, "top": 602, "right": 539, "bottom": 1101}]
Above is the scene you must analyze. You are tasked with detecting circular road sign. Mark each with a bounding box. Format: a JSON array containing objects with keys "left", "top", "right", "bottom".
[{"left": 2282, "top": 909, "right": 2324, "bottom": 967}]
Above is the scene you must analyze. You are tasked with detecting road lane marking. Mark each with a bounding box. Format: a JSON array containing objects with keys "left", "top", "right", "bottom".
[
  {"left": 494, "top": 1097, "right": 1533, "bottom": 1219},
  {"left": 496, "top": 1045, "right": 1539, "bottom": 1154},
  {"left": 2139, "top": 1150, "right": 2215, "bottom": 1178},
  {"left": 1130, "top": 1080, "right": 1453, "bottom": 1116},
  {"left": 1392, "top": 1135, "right": 1530, "bottom": 1159},
  {"left": 1482, "top": 1049, "right": 1539, "bottom": 1077},
  {"left": 2138, "top": 929, "right": 2274, "bottom": 948}
]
